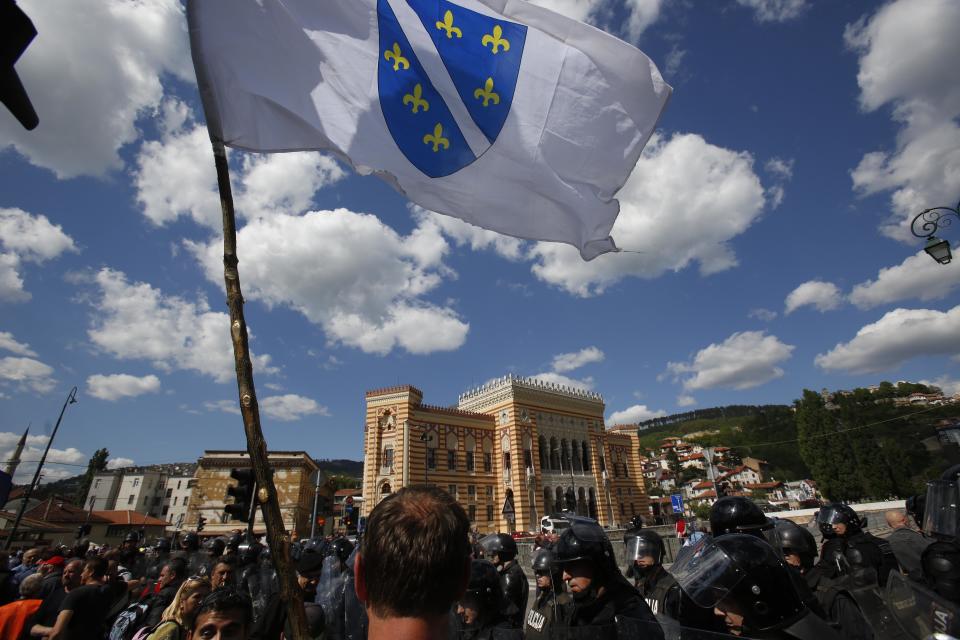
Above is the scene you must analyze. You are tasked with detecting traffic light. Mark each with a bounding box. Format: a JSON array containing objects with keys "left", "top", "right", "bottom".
[
  {"left": 197, "top": 515, "right": 206, "bottom": 532},
  {"left": 225, "top": 468, "right": 255, "bottom": 522}
]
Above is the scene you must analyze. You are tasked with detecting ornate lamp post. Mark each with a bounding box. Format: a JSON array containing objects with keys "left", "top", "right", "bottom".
[{"left": 911, "top": 200, "right": 960, "bottom": 265}]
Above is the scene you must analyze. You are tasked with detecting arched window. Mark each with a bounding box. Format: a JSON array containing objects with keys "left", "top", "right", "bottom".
[
  {"left": 588, "top": 488, "right": 598, "bottom": 519},
  {"left": 447, "top": 432, "right": 458, "bottom": 471},
  {"left": 561, "top": 439, "right": 571, "bottom": 471},
  {"left": 522, "top": 433, "right": 533, "bottom": 470},
  {"left": 578, "top": 487, "right": 587, "bottom": 516},
  {"left": 482, "top": 438, "right": 493, "bottom": 472},
  {"left": 381, "top": 482, "right": 392, "bottom": 495},
  {"left": 550, "top": 437, "right": 560, "bottom": 470},
  {"left": 543, "top": 487, "right": 552, "bottom": 515},
  {"left": 582, "top": 441, "right": 591, "bottom": 472},
  {"left": 465, "top": 435, "right": 476, "bottom": 472},
  {"left": 571, "top": 440, "right": 583, "bottom": 473},
  {"left": 554, "top": 487, "right": 564, "bottom": 513},
  {"left": 538, "top": 435, "right": 548, "bottom": 470}
]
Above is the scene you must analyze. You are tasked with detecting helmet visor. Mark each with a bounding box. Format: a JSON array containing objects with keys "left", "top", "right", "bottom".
[
  {"left": 816, "top": 506, "right": 844, "bottom": 526},
  {"left": 671, "top": 538, "right": 745, "bottom": 608},
  {"left": 923, "top": 480, "right": 959, "bottom": 539},
  {"left": 626, "top": 537, "right": 660, "bottom": 561}
]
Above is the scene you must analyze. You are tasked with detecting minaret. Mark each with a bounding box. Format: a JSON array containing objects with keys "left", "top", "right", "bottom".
[{"left": 5, "top": 427, "right": 29, "bottom": 477}]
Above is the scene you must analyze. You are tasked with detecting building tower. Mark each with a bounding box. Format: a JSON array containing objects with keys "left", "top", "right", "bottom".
[{"left": 4, "top": 427, "right": 29, "bottom": 477}]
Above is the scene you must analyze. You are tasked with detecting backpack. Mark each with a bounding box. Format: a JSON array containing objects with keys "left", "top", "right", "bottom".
[
  {"left": 132, "top": 619, "right": 182, "bottom": 640},
  {"left": 108, "top": 601, "right": 150, "bottom": 640}
]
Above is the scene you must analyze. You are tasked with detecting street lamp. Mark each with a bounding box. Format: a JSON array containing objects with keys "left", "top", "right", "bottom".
[
  {"left": 911, "top": 200, "right": 959, "bottom": 265},
  {"left": 5, "top": 386, "right": 78, "bottom": 550}
]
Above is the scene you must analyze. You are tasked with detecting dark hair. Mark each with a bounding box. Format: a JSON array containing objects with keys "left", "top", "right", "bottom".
[
  {"left": 84, "top": 557, "right": 108, "bottom": 579},
  {"left": 165, "top": 557, "right": 188, "bottom": 579},
  {"left": 360, "top": 485, "right": 470, "bottom": 618},
  {"left": 195, "top": 587, "right": 252, "bottom": 627}
]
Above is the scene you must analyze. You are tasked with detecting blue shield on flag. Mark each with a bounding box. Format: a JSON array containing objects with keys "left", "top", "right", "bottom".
[{"left": 377, "top": 0, "right": 527, "bottom": 178}]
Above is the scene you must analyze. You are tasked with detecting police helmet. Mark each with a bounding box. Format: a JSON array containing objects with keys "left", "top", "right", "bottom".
[
  {"left": 238, "top": 540, "right": 263, "bottom": 565},
  {"left": 774, "top": 520, "right": 817, "bottom": 570},
  {"left": 627, "top": 529, "right": 665, "bottom": 565},
  {"left": 463, "top": 559, "right": 503, "bottom": 614},
  {"left": 628, "top": 515, "right": 644, "bottom": 531},
  {"left": 816, "top": 503, "right": 865, "bottom": 538},
  {"left": 124, "top": 531, "right": 140, "bottom": 544},
  {"left": 532, "top": 548, "right": 559, "bottom": 575},
  {"left": 479, "top": 533, "right": 518, "bottom": 562},
  {"left": 328, "top": 537, "right": 355, "bottom": 564},
  {"left": 181, "top": 532, "right": 200, "bottom": 551},
  {"left": 905, "top": 494, "right": 926, "bottom": 530},
  {"left": 553, "top": 517, "right": 621, "bottom": 583},
  {"left": 302, "top": 537, "right": 327, "bottom": 555},
  {"left": 154, "top": 537, "right": 172, "bottom": 553},
  {"left": 922, "top": 541, "right": 960, "bottom": 603},
  {"left": 673, "top": 534, "right": 806, "bottom": 632},
  {"left": 710, "top": 496, "right": 774, "bottom": 537},
  {"left": 227, "top": 531, "right": 243, "bottom": 551}
]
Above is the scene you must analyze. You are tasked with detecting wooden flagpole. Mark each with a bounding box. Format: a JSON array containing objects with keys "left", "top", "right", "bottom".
[{"left": 212, "top": 140, "right": 310, "bottom": 638}]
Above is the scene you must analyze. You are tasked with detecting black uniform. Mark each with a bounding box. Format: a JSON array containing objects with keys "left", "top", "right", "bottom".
[{"left": 478, "top": 533, "right": 528, "bottom": 629}]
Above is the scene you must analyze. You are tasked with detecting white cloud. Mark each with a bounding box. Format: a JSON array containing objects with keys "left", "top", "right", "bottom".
[
  {"left": 845, "top": 0, "right": 960, "bottom": 242},
  {"left": 260, "top": 394, "right": 330, "bottom": 422},
  {"left": 920, "top": 376, "right": 960, "bottom": 397},
  {"left": 736, "top": 0, "right": 810, "bottom": 22},
  {"left": 608, "top": 404, "right": 667, "bottom": 425},
  {"left": 528, "top": 0, "right": 664, "bottom": 41},
  {"left": 0, "top": 432, "right": 85, "bottom": 484},
  {"left": 186, "top": 210, "right": 469, "bottom": 356},
  {"left": 0, "top": 331, "right": 37, "bottom": 357},
  {"left": 530, "top": 372, "right": 595, "bottom": 392},
  {"left": 205, "top": 400, "right": 241, "bottom": 416},
  {"left": 86, "top": 373, "right": 161, "bottom": 401},
  {"left": 0, "top": 0, "right": 192, "bottom": 178},
  {"left": 664, "top": 47, "right": 687, "bottom": 78},
  {"left": 412, "top": 208, "right": 525, "bottom": 262},
  {"left": 748, "top": 308, "right": 778, "bottom": 322},
  {"left": 815, "top": 305, "right": 960, "bottom": 374},
  {"left": 784, "top": 280, "right": 843, "bottom": 314},
  {"left": 0, "top": 356, "right": 56, "bottom": 394},
  {"left": 106, "top": 457, "right": 135, "bottom": 469},
  {"left": 84, "top": 268, "right": 276, "bottom": 383},
  {"left": 849, "top": 250, "right": 960, "bottom": 309},
  {"left": 135, "top": 118, "right": 345, "bottom": 230},
  {"left": 551, "top": 347, "right": 605, "bottom": 373},
  {"left": 765, "top": 157, "right": 795, "bottom": 180},
  {"left": 677, "top": 394, "right": 697, "bottom": 407},
  {"left": 0, "top": 208, "right": 76, "bottom": 302},
  {"left": 667, "top": 331, "right": 795, "bottom": 391},
  {"left": 527, "top": 133, "right": 767, "bottom": 297}
]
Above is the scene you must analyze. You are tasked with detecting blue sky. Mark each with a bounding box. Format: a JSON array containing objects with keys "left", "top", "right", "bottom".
[{"left": 1, "top": 0, "right": 959, "bottom": 483}]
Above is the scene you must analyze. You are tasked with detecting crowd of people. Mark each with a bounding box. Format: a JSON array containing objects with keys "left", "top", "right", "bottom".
[{"left": 0, "top": 467, "right": 955, "bottom": 640}]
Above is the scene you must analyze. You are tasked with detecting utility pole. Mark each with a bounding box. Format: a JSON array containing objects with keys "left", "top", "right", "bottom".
[{"left": 310, "top": 470, "right": 321, "bottom": 539}]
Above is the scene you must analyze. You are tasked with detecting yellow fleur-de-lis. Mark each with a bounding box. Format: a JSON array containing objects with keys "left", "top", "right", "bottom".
[
  {"left": 473, "top": 77, "right": 500, "bottom": 107},
  {"left": 384, "top": 43, "right": 410, "bottom": 71},
  {"left": 435, "top": 10, "right": 462, "bottom": 39},
  {"left": 423, "top": 123, "right": 450, "bottom": 152},
  {"left": 402, "top": 83, "right": 429, "bottom": 114},
  {"left": 481, "top": 25, "right": 510, "bottom": 54}
]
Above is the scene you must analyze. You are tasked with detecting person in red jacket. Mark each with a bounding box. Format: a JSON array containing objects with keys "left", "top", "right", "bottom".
[{"left": 675, "top": 517, "right": 687, "bottom": 540}]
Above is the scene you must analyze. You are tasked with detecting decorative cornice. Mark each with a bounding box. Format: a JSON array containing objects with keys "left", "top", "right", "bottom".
[
  {"left": 457, "top": 374, "right": 603, "bottom": 411},
  {"left": 366, "top": 385, "right": 424, "bottom": 399},
  {"left": 417, "top": 403, "right": 494, "bottom": 420}
]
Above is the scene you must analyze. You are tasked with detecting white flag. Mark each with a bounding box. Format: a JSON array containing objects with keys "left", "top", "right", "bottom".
[{"left": 188, "top": 0, "right": 671, "bottom": 260}]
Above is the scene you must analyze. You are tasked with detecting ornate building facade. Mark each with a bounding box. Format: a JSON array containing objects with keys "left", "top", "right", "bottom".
[{"left": 361, "top": 377, "right": 648, "bottom": 532}]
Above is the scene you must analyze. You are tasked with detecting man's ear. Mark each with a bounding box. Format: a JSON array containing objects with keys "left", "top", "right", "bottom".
[
  {"left": 354, "top": 552, "right": 367, "bottom": 603},
  {"left": 455, "top": 556, "right": 470, "bottom": 600}
]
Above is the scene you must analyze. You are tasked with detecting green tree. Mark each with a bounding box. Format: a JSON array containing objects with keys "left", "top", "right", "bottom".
[
  {"left": 76, "top": 448, "right": 110, "bottom": 506},
  {"left": 795, "top": 390, "right": 862, "bottom": 501}
]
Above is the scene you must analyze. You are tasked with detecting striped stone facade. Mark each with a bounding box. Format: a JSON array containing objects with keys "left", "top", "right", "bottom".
[{"left": 361, "top": 377, "right": 649, "bottom": 533}]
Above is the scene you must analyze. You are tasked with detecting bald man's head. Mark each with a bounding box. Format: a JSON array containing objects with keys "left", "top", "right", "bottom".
[{"left": 886, "top": 510, "right": 909, "bottom": 529}]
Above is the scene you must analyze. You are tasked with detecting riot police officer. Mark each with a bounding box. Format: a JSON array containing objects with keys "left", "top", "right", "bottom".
[
  {"left": 478, "top": 533, "right": 528, "bottom": 629},
  {"left": 454, "top": 559, "right": 516, "bottom": 640},
  {"left": 673, "top": 533, "right": 841, "bottom": 640},
  {"left": 525, "top": 548, "right": 570, "bottom": 640},
  {"left": 776, "top": 519, "right": 875, "bottom": 640},
  {"left": 623, "top": 515, "right": 644, "bottom": 543},
  {"left": 625, "top": 529, "right": 676, "bottom": 617},
  {"left": 551, "top": 516, "right": 662, "bottom": 639},
  {"left": 817, "top": 503, "right": 898, "bottom": 587},
  {"left": 118, "top": 531, "right": 147, "bottom": 580},
  {"left": 920, "top": 468, "right": 960, "bottom": 604},
  {"left": 317, "top": 538, "right": 354, "bottom": 640}
]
